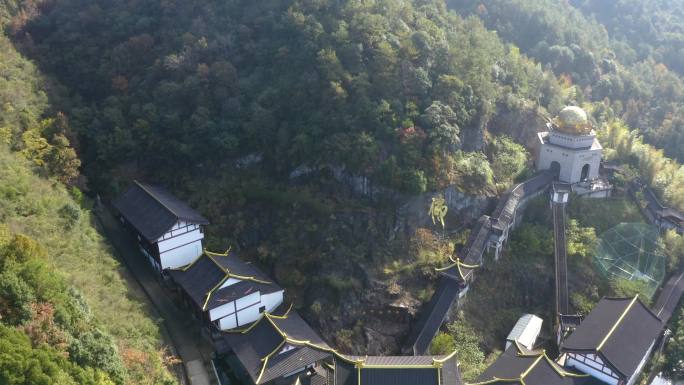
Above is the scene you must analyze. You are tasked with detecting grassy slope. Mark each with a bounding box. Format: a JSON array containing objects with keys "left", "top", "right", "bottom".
[{"left": 0, "top": 148, "right": 175, "bottom": 384}]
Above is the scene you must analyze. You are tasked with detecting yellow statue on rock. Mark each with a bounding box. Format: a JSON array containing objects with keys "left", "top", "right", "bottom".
[{"left": 429, "top": 195, "right": 448, "bottom": 229}]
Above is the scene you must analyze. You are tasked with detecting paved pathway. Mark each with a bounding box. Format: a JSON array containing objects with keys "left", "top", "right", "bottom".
[
  {"left": 552, "top": 201, "right": 569, "bottom": 316},
  {"left": 96, "top": 207, "right": 215, "bottom": 385},
  {"left": 653, "top": 270, "right": 684, "bottom": 325}
]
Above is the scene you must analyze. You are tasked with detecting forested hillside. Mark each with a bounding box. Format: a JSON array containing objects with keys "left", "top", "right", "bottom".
[
  {"left": 15, "top": 0, "right": 566, "bottom": 194},
  {"left": 0, "top": 4, "right": 175, "bottom": 384},
  {"left": 450, "top": 0, "right": 684, "bottom": 166},
  {"left": 4, "top": 0, "right": 684, "bottom": 362},
  {"left": 4, "top": 0, "right": 574, "bottom": 353}
]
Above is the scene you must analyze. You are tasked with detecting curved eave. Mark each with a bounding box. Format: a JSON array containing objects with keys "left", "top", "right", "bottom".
[{"left": 436, "top": 257, "right": 480, "bottom": 282}]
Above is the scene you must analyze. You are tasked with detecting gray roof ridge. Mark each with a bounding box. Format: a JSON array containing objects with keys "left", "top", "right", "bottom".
[{"left": 133, "top": 180, "right": 182, "bottom": 220}]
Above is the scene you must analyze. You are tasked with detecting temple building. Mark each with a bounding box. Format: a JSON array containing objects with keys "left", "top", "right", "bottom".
[
  {"left": 474, "top": 296, "right": 663, "bottom": 385},
  {"left": 169, "top": 250, "right": 284, "bottom": 331},
  {"left": 222, "top": 306, "right": 333, "bottom": 385},
  {"left": 221, "top": 306, "right": 462, "bottom": 385},
  {"left": 333, "top": 352, "right": 461, "bottom": 385},
  {"left": 536, "top": 107, "right": 611, "bottom": 197},
  {"left": 113, "top": 181, "right": 209, "bottom": 271},
  {"left": 559, "top": 296, "right": 663, "bottom": 385},
  {"left": 472, "top": 343, "right": 597, "bottom": 385}
]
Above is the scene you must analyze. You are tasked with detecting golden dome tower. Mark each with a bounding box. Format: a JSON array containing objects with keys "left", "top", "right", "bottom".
[
  {"left": 554, "top": 106, "right": 593, "bottom": 135},
  {"left": 536, "top": 106, "right": 603, "bottom": 184}
]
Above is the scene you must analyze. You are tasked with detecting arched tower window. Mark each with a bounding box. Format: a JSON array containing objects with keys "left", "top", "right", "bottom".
[
  {"left": 581, "top": 164, "right": 590, "bottom": 181},
  {"left": 550, "top": 161, "right": 561, "bottom": 178}
]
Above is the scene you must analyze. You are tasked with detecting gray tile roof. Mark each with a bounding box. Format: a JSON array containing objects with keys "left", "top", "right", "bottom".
[
  {"left": 475, "top": 344, "right": 600, "bottom": 385},
  {"left": 112, "top": 181, "right": 208, "bottom": 242},
  {"left": 345, "top": 356, "right": 441, "bottom": 365},
  {"left": 491, "top": 171, "right": 554, "bottom": 232},
  {"left": 223, "top": 308, "right": 331, "bottom": 384},
  {"left": 168, "top": 253, "right": 282, "bottom": 311},
  {"left": 262, "top": 347, "right": 331, "bottom": 384},
  {"left": 405, "top": 276, "right": 460, "bottom": 355},
  {"left": 561, "top": 297, "right": 662, "bottom": 378},
  {"left": 334, "top": 352, "right": 461, "bottom": 385}
]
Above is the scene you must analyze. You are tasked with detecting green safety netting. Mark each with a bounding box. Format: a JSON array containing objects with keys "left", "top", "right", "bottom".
[{"left": 594, "top": 223, "right": 666, "bottom": 298}]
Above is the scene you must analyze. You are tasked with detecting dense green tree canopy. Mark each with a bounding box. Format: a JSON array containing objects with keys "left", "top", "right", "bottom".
[{"left": 18, "top": 0, "right": 563, "bottom": 194}]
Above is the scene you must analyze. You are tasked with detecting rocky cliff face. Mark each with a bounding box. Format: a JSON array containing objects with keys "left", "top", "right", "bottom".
[{"left": 488, "top": 104, "right": 549, "bottom": 150}]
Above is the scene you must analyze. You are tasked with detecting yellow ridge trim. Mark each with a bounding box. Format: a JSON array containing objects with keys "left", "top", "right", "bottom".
[
  {"left": 206, "top": 253, "right": 228, "bottom": 272},
  {"left": 544, "top": 355, "right": 589, "bottom": 378},
  {"left": 255, "top": 339, "right": 287, "bottom": 384},
  {"left": 261, "top": 339, "right": 287, "bottom": 362},
  {"left": 360, "top": 364, "right": 440, "bottom": 369},
  {"left": 266, "top": 303, "right": 293, "bottom": 319},
  {"left": 467, "top": 376, "right": 522, "bottom": 385},
  {"left": 204, "top": 246, "right": 231, "bottom": 256},
  {"left": 169, "top": 253, "right": 204, "bottom": 271},
  {"left": 513, "top": 340, "right": 541, "bottom": 357},
  {"left": 202, "top": 275, "right": 230, "bottom": 310},
  {"left": 456, "top": 263, "right": 467, "bottom": 281},
  {"left": 433, "top": 349, "right": 459, "bottom": 364},
  {"left": 206, "top": 249, "right": 272, "bottom": 284},
  {"left": 521, "top": 354, "right": 544, "bottom": 379},
  {"left": 596, "top": 296, "right": 639, "bottom": 351},
  {"left": 435, "top": 261, "right": 459, "bottom": 272},
  {"left": 240, "top": 314, "right": 267, "bottom": 334},
  {"left": 458, "top": 260, "right": 481, "bottom": 269},
  {"left": 227, "top": 273, "right": 271, "bottom": 285},
  {"left": 435, "top": 258, "right": 480, "bottom": 275}
]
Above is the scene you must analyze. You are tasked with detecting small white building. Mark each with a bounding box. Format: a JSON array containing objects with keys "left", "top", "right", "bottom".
[
  {"left": 169, "top": 251, "right": 284, "bottom": 331},
  {"left": 537, "top": 106, "right": 603, "bottom": 184},
  {"left": 552, "top": 182, "right": 572, "bottom": 204},
  {"left": 113, "top": 181, "right": 209, "bottom": 271},
  {"left": 506, "top": 314, "right": 543, "bottom": 351},
  {"left": 560, "top": 296, "right": 663, "bottom": 385}
]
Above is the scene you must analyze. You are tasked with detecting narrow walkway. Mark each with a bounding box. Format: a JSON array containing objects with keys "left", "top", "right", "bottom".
[
  {"left": 96, "top": 207, "right": 215, "bottom": 385},
  {"left": 403, "top": 172, "right": 554, "bottom": 356},
  {"left": 653, "top": 270, "right": 684, "bottom": 325},
  {"left": 404, "top": 276, "right": 460, "bottom": 355},
  {"left": 552, "top": 201, "right": 569, "bottom": 316}
]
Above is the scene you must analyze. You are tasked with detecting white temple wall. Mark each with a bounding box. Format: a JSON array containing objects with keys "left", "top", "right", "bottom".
[
  {"left": 566, "top": 356, "right": 618, "bottom": 385},
  {"left": 158, "top": 239, "right": 203, "bottom": 269}
]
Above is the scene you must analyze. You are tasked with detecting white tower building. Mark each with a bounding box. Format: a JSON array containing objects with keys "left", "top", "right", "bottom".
[{"left": 536, "top": 106, "right": 602, "bottom": 184}]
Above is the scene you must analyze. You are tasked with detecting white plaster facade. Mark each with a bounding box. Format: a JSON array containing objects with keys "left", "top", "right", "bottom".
[
  {"left": 537, "top": 129, "right": 602, "bottom": 184},
  {"left": 156, "top": 220, "right": 204, "bottom": 269},
  {"left": 565, "top": 353, "right": 619, "bottom": 385},
  {"left": 206, "top": 278, "right": 284, "bottom": 331}
]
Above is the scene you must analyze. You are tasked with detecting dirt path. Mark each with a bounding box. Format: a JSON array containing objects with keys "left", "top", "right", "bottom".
[{"left": 95, "top": 207, "right": 216, "bottom": 385}]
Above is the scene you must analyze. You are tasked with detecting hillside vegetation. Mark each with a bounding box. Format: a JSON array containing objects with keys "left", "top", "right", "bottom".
[
  {"left": 0, "top": 4, "right": 175, "bottom": 383},
  {"left": 2, "top": 0, "right": 577, "bottom": 352},
  {"left": 449, "top": 0, "right": 684, "bottom": 201},
  {"left": 0, "top": 148, "right": 175, "bottom": 384},
  {"left": 3, "top": 0, "right": 684, "bottom": 366},
  {"left": 17, "top": 0, "right": 565, "bottom": 194}
]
